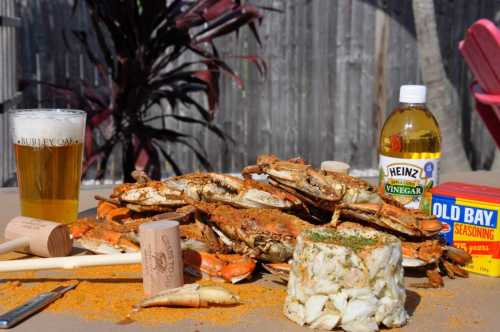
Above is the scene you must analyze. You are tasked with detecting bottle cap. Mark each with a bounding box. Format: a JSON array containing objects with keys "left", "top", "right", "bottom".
[{"left": 399, "top": 85, "right": 426, "bottom": 103}]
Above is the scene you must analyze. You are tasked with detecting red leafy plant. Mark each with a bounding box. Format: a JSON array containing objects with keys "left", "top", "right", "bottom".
[{"left": 45, "top": 0, "right": 268, "bottom": 182}]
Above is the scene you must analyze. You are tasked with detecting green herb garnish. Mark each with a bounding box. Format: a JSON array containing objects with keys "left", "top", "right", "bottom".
[{"left": 306, "top": 229, "right": 379, "bottom": 252}]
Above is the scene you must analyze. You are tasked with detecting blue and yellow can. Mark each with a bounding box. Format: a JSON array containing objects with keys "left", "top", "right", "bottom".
[{"left": 432, "top": 182, "right": 500, "bottom": 277}]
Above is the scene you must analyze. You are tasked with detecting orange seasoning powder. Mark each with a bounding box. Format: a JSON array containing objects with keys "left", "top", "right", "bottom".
[{"left": 0, "top": 253, "right": 286, "bottom": 326}]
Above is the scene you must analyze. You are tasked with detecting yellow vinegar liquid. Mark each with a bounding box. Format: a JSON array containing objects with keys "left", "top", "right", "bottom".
[
  {"left": 379, "top": 103, "right": 441, "bottom": 212},
  {"left": 379, "top": 104, "right": 441, "bottom": 159}
]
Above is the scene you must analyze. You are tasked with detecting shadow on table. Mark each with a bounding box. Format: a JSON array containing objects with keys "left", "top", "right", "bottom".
[
  {"left": 78, "top": 208, "right": 97, "bottom": 219},
  {"left": 404, "top": 268, "right": 428, "bottom": 278},
  {"left": 405, "top": 289, "right": 421, "bottom": 316}
]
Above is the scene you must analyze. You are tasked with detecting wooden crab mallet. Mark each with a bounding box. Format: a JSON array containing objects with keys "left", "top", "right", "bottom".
[
  {"left": 0, "top": 216, "right": 73, "bottom": 257},
  {"left": 0, "top": 220, "right": 184, "bottom": 296}
]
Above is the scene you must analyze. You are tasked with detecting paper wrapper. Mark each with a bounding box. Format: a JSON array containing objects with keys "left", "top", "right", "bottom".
[{"left": 283, "top": 227, "right": 408, "bottom": 332}]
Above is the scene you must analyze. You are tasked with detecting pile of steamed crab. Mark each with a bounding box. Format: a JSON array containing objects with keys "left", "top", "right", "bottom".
[{"left": 72, "top": 155, "right": 471, "bottom": 288}]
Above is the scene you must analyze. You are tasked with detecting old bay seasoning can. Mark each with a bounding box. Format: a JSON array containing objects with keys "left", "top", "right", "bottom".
[{"left": 432, "top": 182, "right": 500, "bottom": 277}]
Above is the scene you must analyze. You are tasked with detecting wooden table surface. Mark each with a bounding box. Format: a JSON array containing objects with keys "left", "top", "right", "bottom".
[{"left": 0, "top": 171, "right": 499, "bottom": 332}]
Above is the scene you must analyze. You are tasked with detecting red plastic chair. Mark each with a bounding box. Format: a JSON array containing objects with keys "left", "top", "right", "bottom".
[{"left": 459, "top": 19, "right": 500, "bottom": 148}]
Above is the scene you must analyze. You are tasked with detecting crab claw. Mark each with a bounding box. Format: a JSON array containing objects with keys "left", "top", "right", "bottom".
[
  {"left": 217, "top": 253, "right": 257, "bottom": 283},
  {"left": 241, "top": 165, "right": 263, "bottom": 179},
  {"left": 131, "top": 170, "right": 152, "bottom": 183},
  {"left": 441, "top": 260, "right": 469, "bottom": 278},
  {"left": 444, "top": 246, "right": 472, "bottom": 266},
  {"left": 182, "top": 249, "right": 256, "bottom": 284},
  {"left": 96, "top": 201, "right": 133, "bottom": 224},
  {"left": 136, "top": 284, "right": 240, "bottom": 308}
]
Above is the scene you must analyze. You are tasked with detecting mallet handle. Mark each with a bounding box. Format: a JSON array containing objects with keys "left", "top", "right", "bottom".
[
  {"left": 0, "top": 253, "right": 141, "bottom": 272},
  {"left": 0, "top": 237, "right": 29, "bottom": 256}
]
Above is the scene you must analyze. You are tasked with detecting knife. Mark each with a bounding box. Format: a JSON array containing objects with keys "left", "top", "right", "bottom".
[{"left": 0, "top": 284, "right": 76, "bottom": 329}]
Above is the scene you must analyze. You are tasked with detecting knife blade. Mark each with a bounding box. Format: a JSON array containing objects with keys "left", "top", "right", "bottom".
[{"left": 0, "top": 284, "right": 76, "bottom": 329}]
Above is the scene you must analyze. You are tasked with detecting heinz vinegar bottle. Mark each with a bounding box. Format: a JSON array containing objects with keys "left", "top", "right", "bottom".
[{"left": 378, "top": 85, "right": 441, "bottom": 212}]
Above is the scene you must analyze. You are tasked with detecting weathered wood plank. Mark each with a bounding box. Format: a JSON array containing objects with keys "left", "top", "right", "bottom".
[
  {"left": 0, "top": 0, "right": 19, "bottom": 185},
  {"left": 333, "top": 0, "right": 351, "bottom": 165},
  {"left": 358, "top": 0, "right": 376, "bottom": 169}
]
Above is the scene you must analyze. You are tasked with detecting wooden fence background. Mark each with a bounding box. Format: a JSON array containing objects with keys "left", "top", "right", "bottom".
[
  {"left": 0, "top": 0, "right": 18, "bottom": 185},
  {"left": 1, "top": 0, "right": 500, "bottom": 184}
]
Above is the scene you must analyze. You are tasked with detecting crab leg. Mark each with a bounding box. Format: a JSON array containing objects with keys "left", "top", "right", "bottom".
[
  {"left": 401, "top": 239, "right": 443, "bottom": 266},
  {"left": 135, "top": 284, "right": 240, "bottom": 308},
  {"left": 183, "top": 249, "right": 256, "bottom": 284},
  {"left": 338, "top": 202, "right": 443, "bottom": 237}
]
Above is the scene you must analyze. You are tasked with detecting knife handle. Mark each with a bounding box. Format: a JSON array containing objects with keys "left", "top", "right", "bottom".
[{"left": 0, "top": 291, "right": 60, "bottom": 329}]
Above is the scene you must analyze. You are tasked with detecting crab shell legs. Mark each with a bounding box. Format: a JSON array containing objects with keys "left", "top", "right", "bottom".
[
  {"left": 242, "top": 154, "right": 443, "bottom": 237},
  {"left": 242, "top": 154, "right": 382, "bottom": 206},
  {"left": 338, "top": 203, "right": 443, "bottom": 237},
  {"left": 110, "top": 171, "right": 305, "bottom": 212}
]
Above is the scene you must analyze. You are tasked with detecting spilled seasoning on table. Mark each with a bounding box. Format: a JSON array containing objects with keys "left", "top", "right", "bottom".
[{"left": 0, "top": 262, "right": 287, "bottom": 326}]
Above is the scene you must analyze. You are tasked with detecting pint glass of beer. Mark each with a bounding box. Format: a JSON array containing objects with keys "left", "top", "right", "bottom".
[{"left": 10, "top": 109, "right": 86, "bottom": 224}]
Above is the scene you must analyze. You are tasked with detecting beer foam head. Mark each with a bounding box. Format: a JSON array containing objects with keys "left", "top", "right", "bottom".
[{"left": 11, "top": 110, "right": 86, "bottom": 146}]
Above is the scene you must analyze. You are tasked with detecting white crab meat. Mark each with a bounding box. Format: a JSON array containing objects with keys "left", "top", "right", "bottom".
[{"left": 283, "top": 227, "right": 408, "bottom": 332}]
